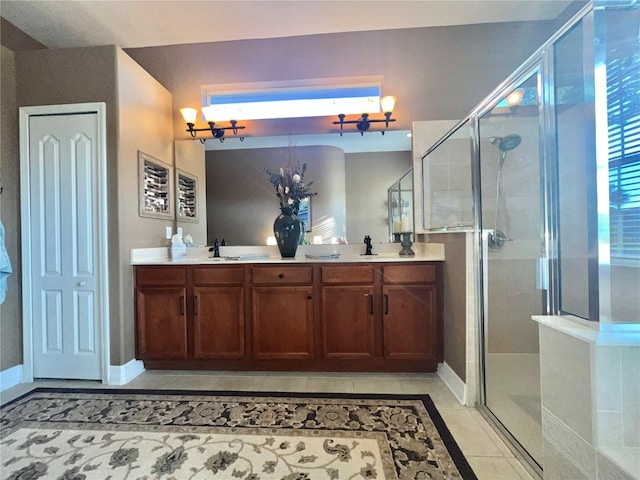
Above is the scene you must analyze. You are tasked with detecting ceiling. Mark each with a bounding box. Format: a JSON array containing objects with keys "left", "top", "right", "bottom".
[
  {"left": 1, "top": 0, "right": 575, "bottom": 152},
  {"left": 1, "top": 1, "right": 573, "bottom": 50}
]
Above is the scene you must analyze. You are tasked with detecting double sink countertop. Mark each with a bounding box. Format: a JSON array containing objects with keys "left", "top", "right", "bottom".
[{"left": 131, "top": 242, "right": 445, "bottom": 265}]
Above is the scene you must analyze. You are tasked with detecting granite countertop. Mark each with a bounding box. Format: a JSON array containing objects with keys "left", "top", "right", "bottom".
[{"left": 131, "top": 243, "right": 445, "bottom": 265}]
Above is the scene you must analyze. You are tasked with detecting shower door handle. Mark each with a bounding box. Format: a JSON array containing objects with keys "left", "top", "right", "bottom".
[{"left": 536, "top": 257, "right": 549, "bottom": 290}]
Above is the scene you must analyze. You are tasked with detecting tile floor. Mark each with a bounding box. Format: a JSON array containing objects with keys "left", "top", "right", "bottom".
[{"left": 1, "top": 371, "right": 538, "bottom": 480}]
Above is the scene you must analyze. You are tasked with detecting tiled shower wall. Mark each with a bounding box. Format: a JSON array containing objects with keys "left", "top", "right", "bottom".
[{"left": 538, "top": 321, "right": 639, "bottom": 480}]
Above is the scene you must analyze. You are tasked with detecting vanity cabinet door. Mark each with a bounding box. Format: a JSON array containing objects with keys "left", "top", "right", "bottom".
[
  {"left": 321, "top": 286, "right": 375, "bottom": 359},
  {"left": 382, "top": 284, "right": 438, "bottom": 360},
  {"left": 252, "top": 286, "right": 314, "bottom": 360},
  {"left": 136, "top": 287, "right": 188, "bottom": 359},
  {"left": 193, "top": 286, "right": 245, "bottom": 359}
]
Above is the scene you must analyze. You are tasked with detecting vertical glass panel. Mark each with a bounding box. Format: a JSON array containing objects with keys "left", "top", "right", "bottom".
[
  {"left": 388, "top": 169, "right": 413, "bottom": 241},
  {"left": 604, "top": 6, "right": 640, "bottom": 323},
  {"left": 555, "top": 20, "right": 592, "bottom": 319},
  {"left": 422, "top": 119, "right": 473, "bottom": 231},
  {"left": 479, "top": 70, "right": 543, "bottom": 466}
]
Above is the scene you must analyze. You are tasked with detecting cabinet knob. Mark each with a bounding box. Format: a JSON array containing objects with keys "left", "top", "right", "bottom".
[{"left": 278, "top": 273, "right": 284, "bottom": 279}]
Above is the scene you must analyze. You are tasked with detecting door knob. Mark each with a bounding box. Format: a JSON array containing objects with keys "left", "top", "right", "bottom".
[{"left": 77, "top": 281, "right": 86, "bottom": 287}]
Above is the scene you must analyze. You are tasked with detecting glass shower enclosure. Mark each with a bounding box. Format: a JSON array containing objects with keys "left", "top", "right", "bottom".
[
  {"left": 476, "top": 68, "right": 545, "bottom": 466},
  {"left": 419, "top": 1, "right": 639, "bottom": 475}
]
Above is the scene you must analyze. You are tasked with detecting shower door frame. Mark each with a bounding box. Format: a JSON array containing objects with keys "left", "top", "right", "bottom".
[
  {"left": 471, "top": 60, "right": 549, "bottom": 477},
  {"left": 468, "top": 4, "right": 593, "bottom": 475}
]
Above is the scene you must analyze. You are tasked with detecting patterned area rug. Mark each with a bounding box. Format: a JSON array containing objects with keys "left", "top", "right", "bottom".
[{"left": 0, "top": 388, "right": 477, "bottom": 480}]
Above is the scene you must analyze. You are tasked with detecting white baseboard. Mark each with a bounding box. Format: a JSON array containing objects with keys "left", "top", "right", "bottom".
[
  {"left": 107, "top": 359, "right": 145, "bottom": 386},
  {"left": 0, "top": 364, "right": 23, "bottom": 392},
  {"left": 437, "top": 362, "right": 466, "bottom": 405}
]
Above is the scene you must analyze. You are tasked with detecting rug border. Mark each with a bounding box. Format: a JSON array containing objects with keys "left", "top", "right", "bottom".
[{"left": 3, "top": 387, "right": 478, "bottom": 480}]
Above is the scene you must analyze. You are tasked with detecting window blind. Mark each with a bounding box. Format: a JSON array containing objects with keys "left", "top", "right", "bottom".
[{"left": 608, "top": 40, "right": 640, "bottom": 259}]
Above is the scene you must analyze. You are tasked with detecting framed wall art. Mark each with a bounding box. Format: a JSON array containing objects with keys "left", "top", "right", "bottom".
[{"left": 138, "top": 151, "right": 174, "bottom": 219}]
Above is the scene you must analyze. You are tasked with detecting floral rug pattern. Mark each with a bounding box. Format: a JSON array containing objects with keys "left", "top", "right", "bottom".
[{"left": 0, "top": 389, "right": 475, "bottom": 480}]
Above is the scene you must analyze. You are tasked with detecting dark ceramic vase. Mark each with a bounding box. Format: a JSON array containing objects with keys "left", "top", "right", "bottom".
[{"left": 274, "top": 206, "right": 303, "bottom": 257}]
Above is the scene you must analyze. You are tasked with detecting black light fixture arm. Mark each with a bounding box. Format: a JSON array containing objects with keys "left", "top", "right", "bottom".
[
  {"left": 184, "top": 119, "right": 246, "bottom": 143},
  {"left": 332, "top": 112, "right": 396, "bottom": 136}
]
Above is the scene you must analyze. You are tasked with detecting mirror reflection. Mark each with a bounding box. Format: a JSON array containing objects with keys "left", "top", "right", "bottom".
[{"left": 176, "top": 134, "right": 413, "bottom": 247}]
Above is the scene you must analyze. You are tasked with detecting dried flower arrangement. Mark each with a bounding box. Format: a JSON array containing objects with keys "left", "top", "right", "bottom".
[{"left": 265, "top": 161, "right": 316, "bottom": 214}]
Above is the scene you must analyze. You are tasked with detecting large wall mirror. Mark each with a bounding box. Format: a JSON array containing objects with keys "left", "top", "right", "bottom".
[{"left": 176, "top": 132, "right": 413, "bottom": 247}]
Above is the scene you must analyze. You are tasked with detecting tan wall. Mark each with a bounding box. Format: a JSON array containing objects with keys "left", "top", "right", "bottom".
[
  {"left": 126, "top": 21, "right": 560, "bottom": 141},
  {"left": 0, "top": 45, "right": 22, "bottom": 370},
  {"left": 345, "top": 151, "right": 411, "bottom": 245},
  {"left": 439, "top": 233, "right": 467, "bottom": 381},
  {"left": 12, "top": 45, "right": 172, "bottom": 366},
  {"left": 115, "top": 48, "right": 174, "bottom": 364},
  {"left": 206, "top": 146, "right": 346, "bottom": 246}
]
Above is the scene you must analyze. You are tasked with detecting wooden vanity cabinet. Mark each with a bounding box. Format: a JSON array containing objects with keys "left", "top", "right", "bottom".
[
  {"left": 192, "top": 266, "right": 245, "bottom": 359},
  {"left": 320, "top": 265, "right": 376, "bottom": 360},
  {"left": 382, "top": 264, "right": 442, "bottom": 364},
  {"left": 135, "top": 266, "right": 188, "bottom": 359},
  {"left": 134, "top": 261, "right": 443, "bottom": 372},
  {"left": 251, "top": 266, "right": 314, "bottom": 360}
]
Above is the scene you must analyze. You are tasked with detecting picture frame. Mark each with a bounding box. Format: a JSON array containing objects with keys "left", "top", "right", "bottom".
[
  {"left": 298, "top": 197, "right": 312, "bottom": 232},
  {"left": 138, "top": 151, "right": 174, "bottom": 219},
  {"left": 175, "top": 169, "right": 198, "bottom": 222}
]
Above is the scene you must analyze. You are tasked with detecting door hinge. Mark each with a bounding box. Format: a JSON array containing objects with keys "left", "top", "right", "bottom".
[{"left": 536, "top": 257, "right": 549, "bottom": 290}]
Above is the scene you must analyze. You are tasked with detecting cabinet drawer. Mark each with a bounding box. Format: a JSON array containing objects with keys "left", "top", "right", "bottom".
[
  {"left": 193, "top": 266, "right": 244, "bottom": 285},
  {"left": 252, "top": 266, "right": 312, "bottom": 284},
  {"left": 321, "top": 265, "right": 374, "bottom": 284},
  {"left": 135, "top": 266, "right": 186, "bottom": 286},
  {"left": 383, "top": 264, "right": 437, "bottom": 283}
]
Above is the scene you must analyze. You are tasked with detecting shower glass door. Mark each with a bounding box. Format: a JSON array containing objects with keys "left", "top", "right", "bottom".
[{"left": 477, "top": 69, "right": 545, "bottom": 468}]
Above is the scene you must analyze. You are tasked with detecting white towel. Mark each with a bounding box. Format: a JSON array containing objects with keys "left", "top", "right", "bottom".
[{"left": 0, "top": 219, "right": 12, "bottom": 304}]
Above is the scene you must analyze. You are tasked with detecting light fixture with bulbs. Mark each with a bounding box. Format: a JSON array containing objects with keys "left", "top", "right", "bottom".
[
  {"left": 180, "top": 106, "right": 246, "bottom": 143},
  {"left": 332, "top": 95, "right": 397, "bottom": 136}
]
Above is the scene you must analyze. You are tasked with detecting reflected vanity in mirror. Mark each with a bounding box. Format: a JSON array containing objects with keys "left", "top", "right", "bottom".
[
  {"left": 174, "top": 132, "right": 414, "bottom": 246},
  {"left": 205, "top": 137, "right": 413, "bottom": 246}
]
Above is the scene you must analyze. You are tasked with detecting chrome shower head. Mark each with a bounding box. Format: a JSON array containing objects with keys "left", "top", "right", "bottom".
[{"left": 496, "top": 134, "right": 521, "bottom": 152}]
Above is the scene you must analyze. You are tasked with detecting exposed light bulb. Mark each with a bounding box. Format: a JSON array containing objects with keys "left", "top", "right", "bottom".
[
  {"left": 380, "top": 95, "right": 396, "bottom": 113},
  {"left": 180, "top": 108, "right": 198, "bottom": 124}
]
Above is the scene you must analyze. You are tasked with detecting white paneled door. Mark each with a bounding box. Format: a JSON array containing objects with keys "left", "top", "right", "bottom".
[{"left": 28, "top": 112, "right": 103, "bottom": 379}]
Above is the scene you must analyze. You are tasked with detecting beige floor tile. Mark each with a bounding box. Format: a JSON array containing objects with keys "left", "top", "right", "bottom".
[
  {"left": 255, "top": 375, "right": 310, "bottom": 392},
  {"left": 352, "top": 378, "right": 403, "bottom": 394},
  {"left": 162, "top": 375, "right": 219, "bottom": 391},
  {"left": 423, "top": 382, "right": 466, "bottom": 409},
  {"left": 437, "top": 408, "right": 507, "bottom": 457},
  {"left": 507, "top": 457, "right": 538, "bottom": 480},
  {"left": 119, "top": 372, "right": 177, "bottom": 390},
  {"left": 1, "top": 383, "right": 35, "bottom": 405},
  {"left": 397, "top": 377, "right": 437, "bottom": 394},
  {"left": 211, "top": 375, "right": 265, "bottom": 391},
  {"left": 305, "top": 377, "right": 354, "bottom": 393},
  {"left": 466, "top": 456, "right": 534, "bottom": 480}
]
